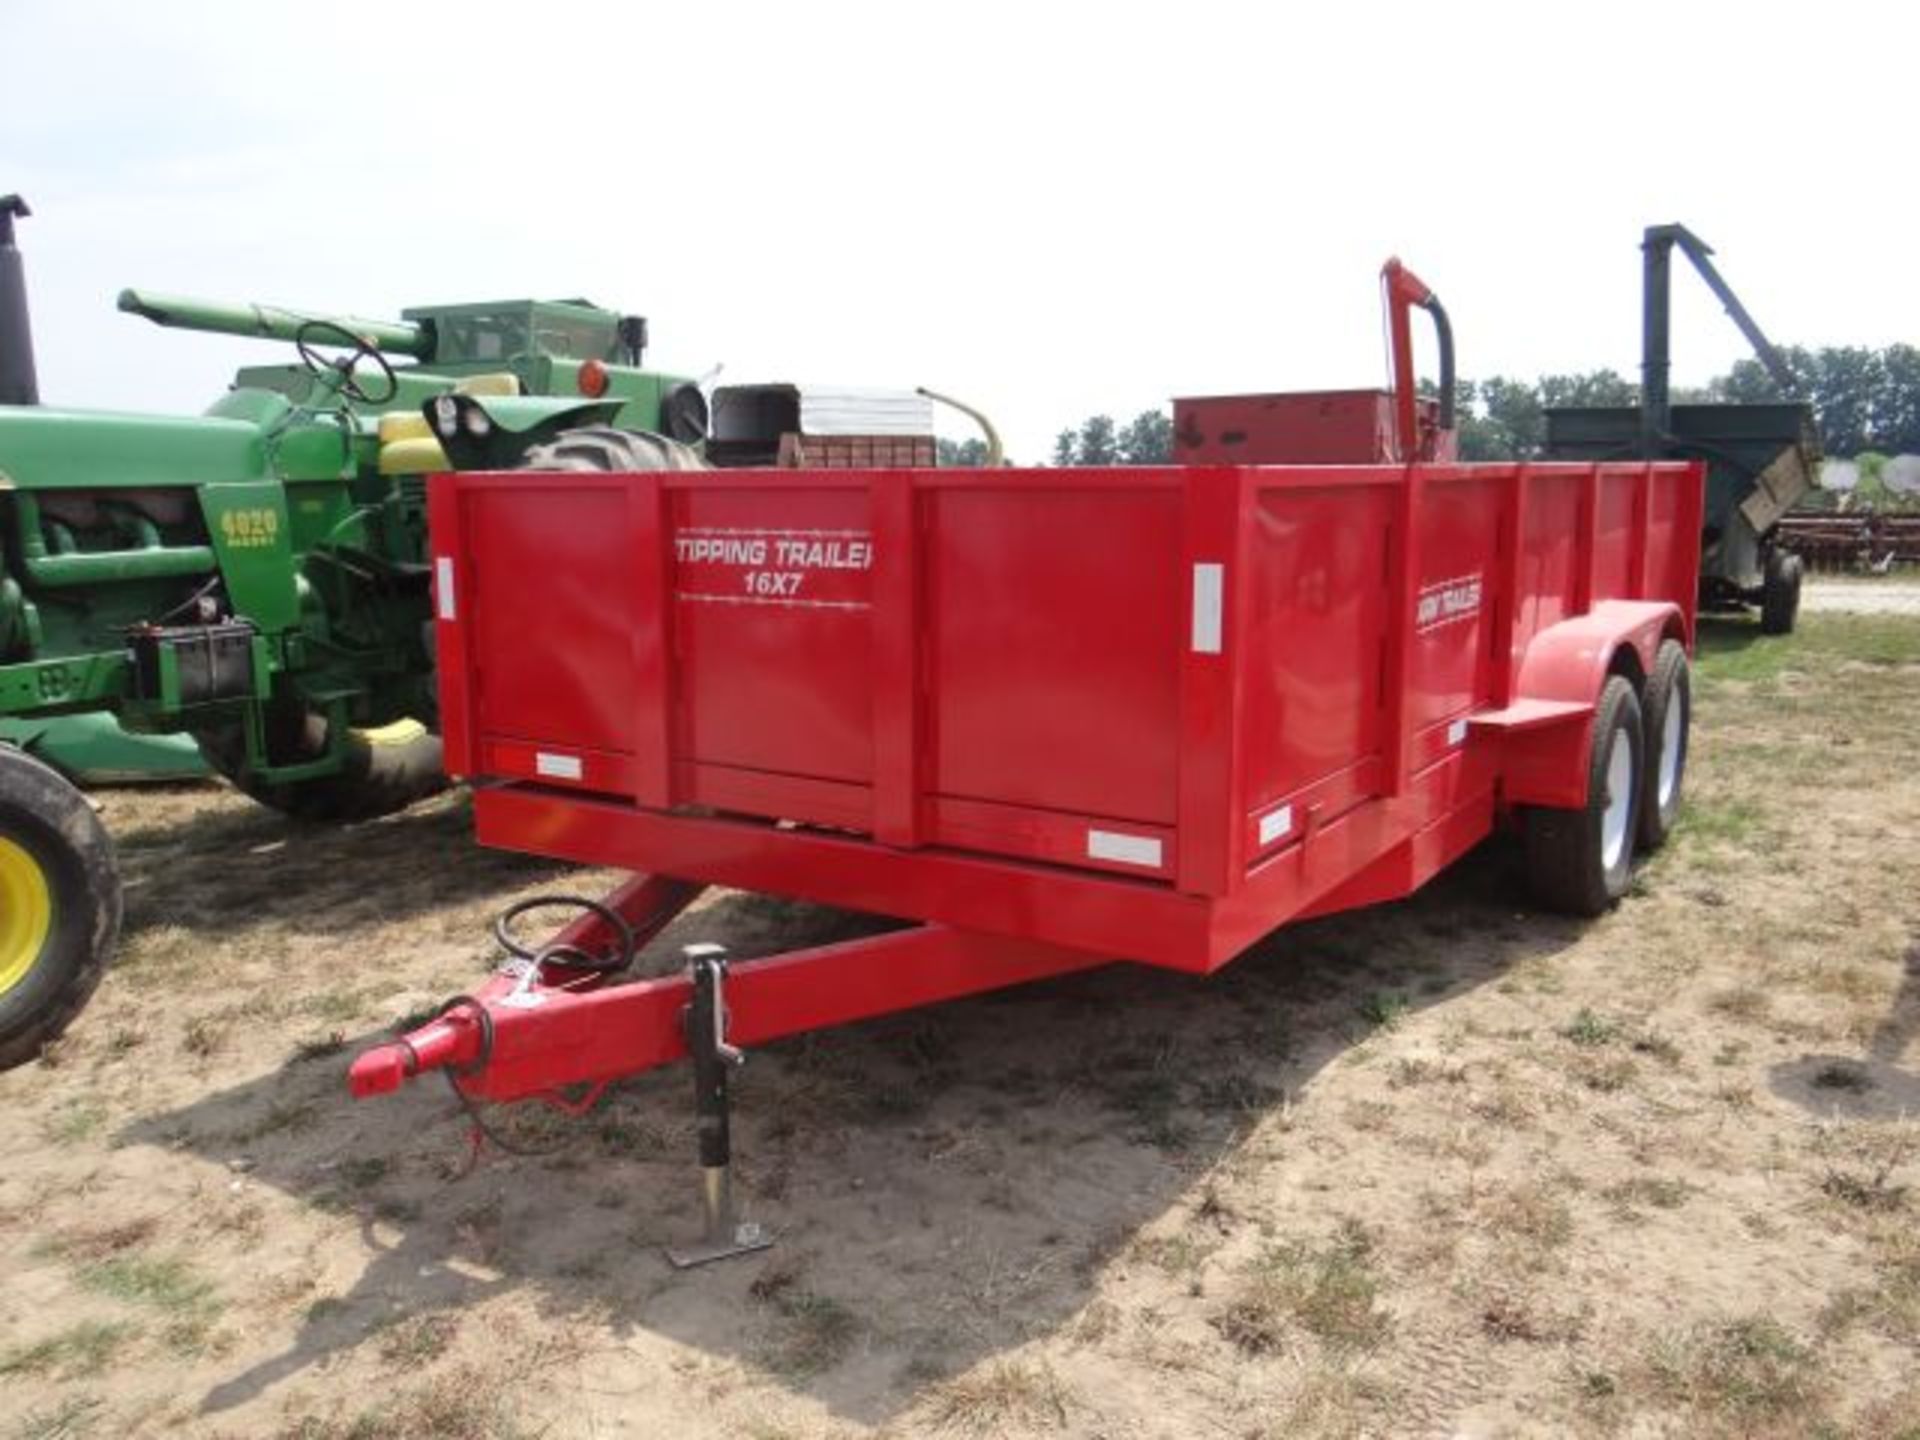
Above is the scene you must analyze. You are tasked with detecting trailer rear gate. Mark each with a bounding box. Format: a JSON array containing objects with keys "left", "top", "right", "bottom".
[{"left": 429, "top": 460, "right": 1701, "bottom": 975}]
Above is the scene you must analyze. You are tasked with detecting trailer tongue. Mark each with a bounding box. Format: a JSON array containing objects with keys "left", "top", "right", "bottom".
[{"left": 351, "top": 261, "right": 1704, "bottom": 1265}]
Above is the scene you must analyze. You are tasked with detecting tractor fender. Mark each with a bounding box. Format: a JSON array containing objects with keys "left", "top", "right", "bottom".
[
  {"left": 431, "top": 394, "right": 625, "bottom": 470},
  {"left": 1499, "top": 599, "right": 1685, "bottom": 811}
]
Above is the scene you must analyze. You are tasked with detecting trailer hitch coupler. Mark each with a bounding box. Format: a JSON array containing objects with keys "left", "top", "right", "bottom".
[{"left": 347, "top": 1003, "right": 488, "bottom": 1098}]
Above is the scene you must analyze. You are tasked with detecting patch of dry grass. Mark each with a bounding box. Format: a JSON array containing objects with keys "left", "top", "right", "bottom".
[
  {"left": 1215, "top": 1222, "right": 1389, "bottom": 1355},
  {"left": 1641, "top": 1316, "right": 1828, "bottom": 1431},
  {"left": 919, "top": 1359, "right": 1070, "bottom": 1433}
]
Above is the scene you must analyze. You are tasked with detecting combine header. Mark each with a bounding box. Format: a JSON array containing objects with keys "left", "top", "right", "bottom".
[{"left": 351, "top": 260, "right": 1705, "bottom": 1265}]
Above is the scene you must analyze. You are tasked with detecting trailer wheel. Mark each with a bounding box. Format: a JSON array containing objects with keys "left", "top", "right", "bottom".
[
  {"left": 196, "top": 709, "right": 446, "bottom": 823},
  {"left": 1636, "top": 640, "right": 1690, "bottom": 852},
  {"left": 1524, "top": 675, "right": 1643, "bottom": 917},
  {"left": 0, "top": 747, "right": 121, "bottom": 1069},
  {"left": 1759, "top": 551, "right": 1803, "bottom": 635}
]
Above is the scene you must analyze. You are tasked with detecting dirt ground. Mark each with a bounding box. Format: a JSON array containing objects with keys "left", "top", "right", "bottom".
[{"left": 3, "top": 608, "right": 1918, "bottom": 1439}]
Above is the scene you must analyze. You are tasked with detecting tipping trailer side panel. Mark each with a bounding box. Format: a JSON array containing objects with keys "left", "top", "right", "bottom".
[{"left": 430, "top": 458, "right": 1700, "bottom": 973}]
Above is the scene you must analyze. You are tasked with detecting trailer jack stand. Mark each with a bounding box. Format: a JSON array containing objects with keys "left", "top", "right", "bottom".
[{"left": 666, "top": 945, "right": 773, "bottom": 1269}]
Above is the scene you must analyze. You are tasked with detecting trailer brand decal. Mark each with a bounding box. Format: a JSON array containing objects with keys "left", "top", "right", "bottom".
[
  {"left": 1415, "top": 573, "right": 1483, "bottom": 633},
  {"left": 674, "top": 526, "right": 874, "bottom": 611}
]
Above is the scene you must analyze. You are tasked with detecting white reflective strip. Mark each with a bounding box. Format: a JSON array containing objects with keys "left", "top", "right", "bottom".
[
  {"left": 535, "top": 751, "right": 583, "bottom": 781},
  {"left": 1447, "top": 718, "right": 1468, "bottom": 746},
  {"left": 1087, "top": 829, "right": 1164, "bottom": 868},
  {"left": 1258, "top": 804, "right": 1294, "bottom": 847},
  {"left": 1191, "top": 563, "right": 1224, "bottom": 654},
  {"left": 435, "top": 557, "right": 457, "bottom": 621}
]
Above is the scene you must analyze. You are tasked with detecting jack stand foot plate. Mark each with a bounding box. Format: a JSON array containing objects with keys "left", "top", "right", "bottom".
[{"left": 665, "top": 1221, "right": 773, "bottom": 1270}]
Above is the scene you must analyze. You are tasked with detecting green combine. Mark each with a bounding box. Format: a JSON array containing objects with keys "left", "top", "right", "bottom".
[{"left": 0, "top": 195, "right": 709, "bottom": 1065}]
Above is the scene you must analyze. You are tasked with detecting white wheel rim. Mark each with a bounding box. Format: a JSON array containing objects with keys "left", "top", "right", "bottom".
[
  {"left": 1601, "top": 727, "right": 1633, "bottom": 870},
  {"left": 1657, "top": 691, "right": 1684, "bottom": 811}
]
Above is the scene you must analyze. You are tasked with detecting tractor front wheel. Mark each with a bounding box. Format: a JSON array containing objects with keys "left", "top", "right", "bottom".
[
  {"left": 0, "top": 747, "right": 121, "bottom": 1069},
  {"left": 196, "top": 707, "right": 445, "bottom": 823}
]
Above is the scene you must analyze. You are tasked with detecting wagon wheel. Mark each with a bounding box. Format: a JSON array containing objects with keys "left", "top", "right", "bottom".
[
  {"left": 0, "top": 747, "right": 121, "bottom": 1069},
  {"left": 194, "top": 704, "right": 445, "bottom": 823},
  {"left": 1760, "top": 551, "right": 1803, "bottom": 635}
]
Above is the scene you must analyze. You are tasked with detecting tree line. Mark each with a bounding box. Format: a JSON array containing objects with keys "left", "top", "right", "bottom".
[{"left": 1030, "top": 344, "right": 1920, "bottom": 466}]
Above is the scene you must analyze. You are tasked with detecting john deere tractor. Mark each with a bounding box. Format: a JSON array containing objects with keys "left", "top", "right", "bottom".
[{"left": 0, "top": 195, "right": 710, "bottom": 1065}]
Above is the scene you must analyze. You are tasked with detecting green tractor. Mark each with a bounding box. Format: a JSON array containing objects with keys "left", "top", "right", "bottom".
[{"left": 0, "top": 195, "right": 710, "bottom": 1066}]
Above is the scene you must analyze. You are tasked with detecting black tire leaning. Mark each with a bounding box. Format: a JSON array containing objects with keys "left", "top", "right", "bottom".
[
  {"left": 195, "top": 710, "right": 446, "bottom": 823},
  {"left": 1524, "top": 674, "right": 1644, "bottom": 917},
  {"left": 1637, "top": 639, "right": 1690, "bottom": 852},
  {"left": 0, "top": 747, "right": 122, "bottom": 1069},
  {"left": 1760, "top": 550, "right": 1803, "bottom": 636}
]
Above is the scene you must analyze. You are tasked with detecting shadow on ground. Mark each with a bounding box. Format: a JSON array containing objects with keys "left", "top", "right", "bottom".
[
  {"left": 1768, "top": 932, "right": 1920, "bottom": 1120},
  {"left": 108, "top": 789, "right": 576, "bottom": 944},
  {"left": 115, "top": 829, "right": 1592, "bottom": 1427}
]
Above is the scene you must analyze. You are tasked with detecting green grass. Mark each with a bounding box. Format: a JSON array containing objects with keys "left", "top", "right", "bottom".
[
  {"left": 77, "top": 1254, "right": 216, "bottom": 1317},
  {"left": 0, "top": 1321, "right": 137, "bottom": 1379},
  {"left": 42, "top": 1100, "right": 108, "bottom": 1145},
  {"left": 1694, "top": 612, "right": 1920, "bottom": 693},
  {"left": 1561, "top": 1008, "right": 1623, "bottom": 1047}
]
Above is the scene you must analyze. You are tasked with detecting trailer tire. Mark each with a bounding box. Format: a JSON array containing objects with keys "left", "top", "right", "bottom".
[
  {"left": 196, "top": 710, "right": 446, "bottom": 823},
  {"left": 1524, "top": 675, "right": 1643, "bottom": 917},
  {"left": 1636, "top": 639, "right": 1690, "bottom": 852},
  {"left": 0, "top": 747, "right": 121, "bottom": 1070},
  {"left": 1760, "top": 551, "right": 1803, "bottom": 635}
]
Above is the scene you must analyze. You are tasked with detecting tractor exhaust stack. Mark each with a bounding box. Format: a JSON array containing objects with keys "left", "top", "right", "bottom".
[{"left": 0, "top": 196, "right": 39, "bottom": 405}]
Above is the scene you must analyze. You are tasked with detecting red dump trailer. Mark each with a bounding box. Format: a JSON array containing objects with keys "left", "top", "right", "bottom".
[{"left": 351, "top": 263, "right": 1703, "bottom": 1264}]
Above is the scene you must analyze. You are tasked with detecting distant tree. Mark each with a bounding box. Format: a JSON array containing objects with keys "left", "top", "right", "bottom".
[
  {"left": 1076, "top": 414, "right": 1119, "bottom": 466},
  {"left": 1052, "top": 347, "right": 1920, "bottom": 465},
  {"left": 1116, "top": 409, "right": 1173, "bottom": 463},
  {"left": 1469, "top": 376, "right": 1547, "bottom": 460},
  {"left": 1874, "top": 344, "right": 1920, "bottom": 455},
  {"left": 1537, "top": 369, "right": 1636, "bottom": 410},
  {"left": 936, "top": 436, "right": 991, "bottom": 467}
]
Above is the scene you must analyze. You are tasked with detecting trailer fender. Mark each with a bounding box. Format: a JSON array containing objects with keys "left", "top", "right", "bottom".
[{"left": 1495, "top": 600, "right": 1682, "bottom": 810}]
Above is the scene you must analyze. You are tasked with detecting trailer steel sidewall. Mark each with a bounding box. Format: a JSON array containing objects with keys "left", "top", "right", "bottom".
[{"left": 0, "top": 748, "right": 121, "bottom": 1069}]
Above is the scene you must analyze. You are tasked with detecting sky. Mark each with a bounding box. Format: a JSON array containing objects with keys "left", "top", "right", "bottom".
[{"left": 5, "top": 1, "right": 1913, "bottom": 462}]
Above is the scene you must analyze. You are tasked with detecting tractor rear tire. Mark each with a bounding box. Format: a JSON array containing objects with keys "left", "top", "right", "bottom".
[
  {"left": 196, "top": 710, "right": 445, "bottom": 823},
  {"left": 1523, "top": 675, "right": 1643, "bottom": 917},
  {"left": 1760, "top": 550, "right": 1803, "bottom": 635},
  {"left": 1636, "top": 639, "right": 1691, "bottom": 852},
  {"left": 518, "top": 424, "right": 708, "bottom": 473},
  {"left": 0, "top": 747, "right": 121, "bottom": 1070}
]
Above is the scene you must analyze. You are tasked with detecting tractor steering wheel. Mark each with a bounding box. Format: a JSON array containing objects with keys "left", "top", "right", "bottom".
[{"left": 294, "top": 319, "right": 399, "bottom": 406}]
